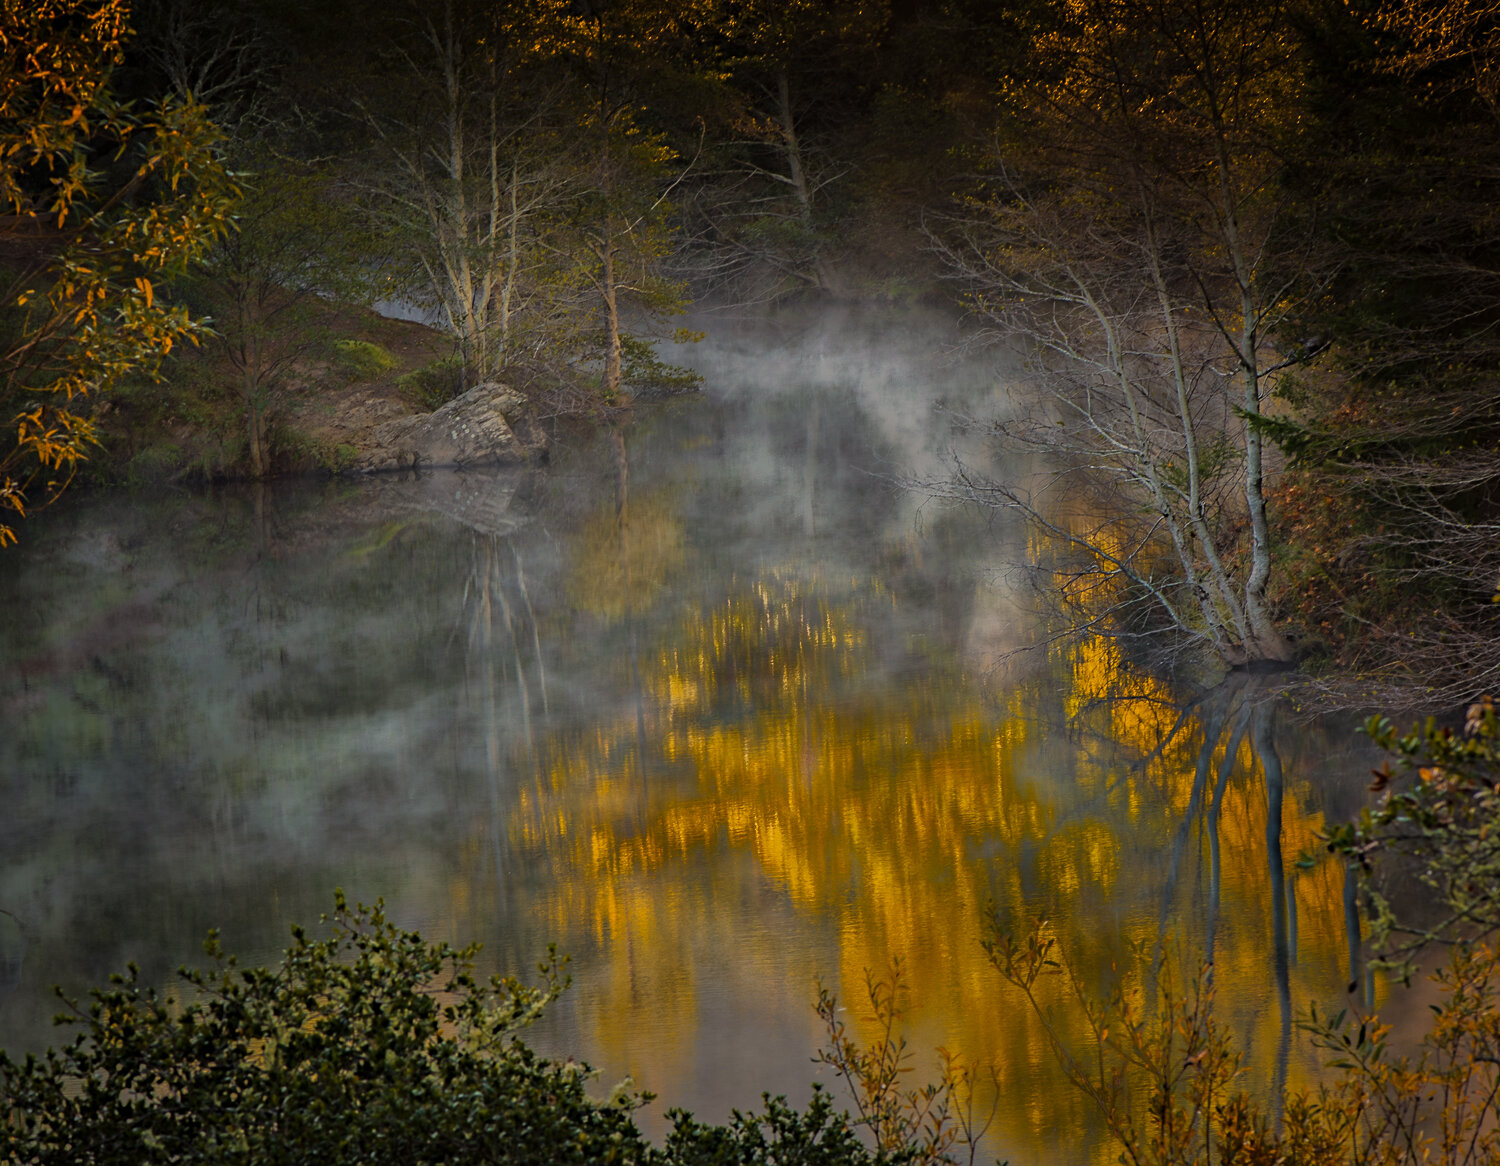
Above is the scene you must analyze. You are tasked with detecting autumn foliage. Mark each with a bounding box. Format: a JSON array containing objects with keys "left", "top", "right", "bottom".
[{"left": 0, "top": 0, "right": 235, "bottom": 543}]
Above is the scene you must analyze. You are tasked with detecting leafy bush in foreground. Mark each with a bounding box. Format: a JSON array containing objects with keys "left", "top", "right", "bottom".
[
  {"left": 0, "top": 894, "right": 877, "bottom": 1166},
  {"left": 1332, "top": 698, "right": 1500, "bottom": 967}
]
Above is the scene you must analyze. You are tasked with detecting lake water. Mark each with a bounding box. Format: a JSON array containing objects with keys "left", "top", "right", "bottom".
[{"left": 0, "top": 307, "right": 1384, "bottom": 1164}]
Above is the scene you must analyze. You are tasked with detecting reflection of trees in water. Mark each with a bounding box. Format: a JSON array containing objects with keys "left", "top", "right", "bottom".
[
  {"left": 1079, "top": 666, "right": 1377, "bottom": 1137},
  {"left": 1066, "top": 658, "right": 1379, "bottom": 1129},
  {"left": 467, "top": 533, "right": 549, "bottom": 738},
  {"left": 566, "top": 434, "right": 684, "bottom": 623},
  {"left": 464, "top": 528, "right": 550, "bottom": 914},
  {"left": 984, "top": 653, "right": 1366, "bottom": 1157},
  {"left": 1144, "top": 681, "right": 1312, "bottom": 1129},
  {"left": 502, "top": 579, "right": 1362, "bottom": 1163},
  {"left": 0, "top": 410, "right": 1371, "bottom": 1161}
]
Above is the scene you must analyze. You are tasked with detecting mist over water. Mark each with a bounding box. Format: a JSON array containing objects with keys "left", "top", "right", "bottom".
[
  {"left": 0, "top": 306, "right": 1381, "bottom": 1165},
  {"left": 670, "top": 301, "right": 1007, "bottom": 477}
]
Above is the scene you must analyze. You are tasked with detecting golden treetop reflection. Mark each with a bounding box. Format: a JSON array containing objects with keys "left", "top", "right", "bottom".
[{"left": 487, "top": 563, "right": 1361, "bottom": 1164}]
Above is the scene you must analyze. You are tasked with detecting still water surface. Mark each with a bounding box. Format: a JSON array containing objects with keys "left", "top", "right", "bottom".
[{"left": 0, "top": 310, "right": 1382, "bottom": 1164}]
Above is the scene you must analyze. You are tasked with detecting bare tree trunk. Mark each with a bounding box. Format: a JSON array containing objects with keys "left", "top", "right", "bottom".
[
  {"left": 1241, "top": 354, "right": 1288, "bottom": 661},
  {"left": 927, "top": 0, "right": 1308, "bottom": 672},
  {"left": 438, "top": 4, "right": 480, "bottom": 384},
  {"left": 499, "top": 158, "right": 519, "bottom": 357},
  {"left": 1216, "top": 150, "right": 1294, "bottom": 664},
  {"left": 242, "top": 359, "right": 267, "bottom": 479},
  {"left": 601, "top": 231, "right": 625, "bottom": 402},
  {"left": 1142, "top": 202, "right": 1252, "bottom": 651},
  {"left": 778, "top": 71, "right": 813, "bottom": 222},
  {"left": 247, "top": 403, "right": 264, "bottom": 479},
  {"left": 776, "top": 70, "right": 842, "bottom": 296}
]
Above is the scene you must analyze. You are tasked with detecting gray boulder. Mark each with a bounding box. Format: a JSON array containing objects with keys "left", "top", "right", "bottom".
[{"left": 359, "top": 382, "right": 532, "bottom": 471}]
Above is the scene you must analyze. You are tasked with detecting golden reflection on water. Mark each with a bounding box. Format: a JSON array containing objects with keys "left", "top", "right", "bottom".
[
  {"left": 470, "top": 548, "right": 1364, "bottom": 1164},
  {"left": 0, "top": 399, "right": 1373, "bottom": 1166}
]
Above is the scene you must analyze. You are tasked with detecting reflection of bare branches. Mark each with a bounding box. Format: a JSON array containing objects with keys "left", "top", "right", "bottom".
[
  {"left": 510, "top": 543, "right": 549, "bottom": 716},
  {"left": 1152, "top": 698, "right": 1229, "bottom": 978},
  {"left": 465, "top": 533, "right": 549, "bottom": 746},
  {"left": 1344, "top": 860, "right": 1374, "bottom": 1009},
  {"left": 1253, "top": 700, "right": 1293, "bottom": 1128},
  {"left": 464, "top": 531, "right": 551, "bottom": 899},
  {"left": 1042, "top": 670, "right": 1309, "bottom": 1118},
  {"left": 1206, "top": 701, "right": 1253, "bottom": 967}
]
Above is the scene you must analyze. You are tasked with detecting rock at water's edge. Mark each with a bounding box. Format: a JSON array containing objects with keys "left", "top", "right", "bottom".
[{"left": 357, "top": 382, "right": 537, "bottom": 471}]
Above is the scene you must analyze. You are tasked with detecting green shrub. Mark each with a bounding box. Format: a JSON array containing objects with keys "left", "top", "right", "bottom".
[
  {"left": 125, "top": 443, "right": 183, "bottom": 484},
  {"left": 0, "top": 895, "right": 651, "bottom": 1166},
  {"left": 332, "top": 338, "right": 399, "bottom": 382},
  {"left": 396, "top": 352, "right": 466, "bottom": 410},
  {"left": 1331, "top": 699, "right": 1500, "bottom": 965},
  {"left": 664, "top": 1090, "right": 877, "bottom": 1166},
  {"left": 328, "top": 442, "right": 361, "bottom": 471},
  {"left": 0, "top": 895, "right": 882, "bottom": 1166}
]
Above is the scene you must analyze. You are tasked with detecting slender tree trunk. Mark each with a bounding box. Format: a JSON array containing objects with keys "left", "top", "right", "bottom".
[
  {"left": 601, "top": 231, "right": 624, "bottom": 402},
  {"left": 593, "top": 74, "right": 627, "bottom": 405},
  {"left": 246, "top": 403, "right": 264, "bottom": 479},
  {"left": 1142, "top": 199, "right": 1252, "bottom": 653},
  {"left": 437, "top": 3, "right": 483, "bottom": 385},
  {"left": 1217, "top": 152, "right": 1293, "bottom": 664},
  {"left": 1240, "top": 346, "right": 1289, "bottom": 661},
  {"left": 776, "top": 70, "right": 842, "bottom": 296},
  {"left": 243, "top": 351, "right": 266, "bottom": 479},
  {"left": 480, "top": 69, "right": 503, "bottom": 378},
  {"left": 499, "top": 158, "right": 519, "bottom": 356},
  {"left": 1084, "top": 284, "right": 1222, "bottom": 652},
  {"left": 778, "top": 71, "right": 813, "bottom": 222}
]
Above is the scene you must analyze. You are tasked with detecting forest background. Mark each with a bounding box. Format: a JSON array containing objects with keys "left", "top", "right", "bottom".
[{"left": 5, "top": 0, "right": 1500, "bottom": 699}]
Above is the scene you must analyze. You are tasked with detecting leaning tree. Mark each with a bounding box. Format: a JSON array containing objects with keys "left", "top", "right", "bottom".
[{"left": 934, "top": 0, "right": 1323, "bottom": 667}]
